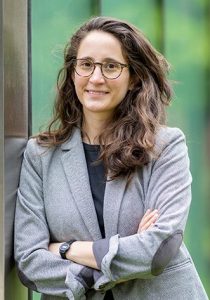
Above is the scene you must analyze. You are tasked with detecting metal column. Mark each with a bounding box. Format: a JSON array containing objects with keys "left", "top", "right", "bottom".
[{"left": 0, "top": 0, "right": 30, "bottom": 299}]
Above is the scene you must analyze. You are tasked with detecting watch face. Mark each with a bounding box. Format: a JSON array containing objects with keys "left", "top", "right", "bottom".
[
  {"left": 60, "top": 242, "right": 69, "bottom": 253},
  {"left": 59, "top": 240, "right": 76, "bottom": 259}
]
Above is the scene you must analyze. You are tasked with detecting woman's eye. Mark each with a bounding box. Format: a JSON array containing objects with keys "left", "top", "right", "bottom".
[
  {"left": 107, "top": 63, "right": 117, "bottom": 69},
  {"left": 104, "top": 63, "right": 120, "bottom": 71},
  {"left": 80, "top": 61, "right": 92, "bottom": 68}
]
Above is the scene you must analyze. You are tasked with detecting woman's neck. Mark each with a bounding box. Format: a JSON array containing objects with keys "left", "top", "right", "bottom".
[{"left": 82, "top": 111, "right": 112, "bottom": 144}]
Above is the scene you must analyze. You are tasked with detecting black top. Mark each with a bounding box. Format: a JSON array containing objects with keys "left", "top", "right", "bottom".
[
  {"left": 83, "top": 142, "right": 106, "bottom": 237},
  {"left": 83, "top": 143, "right": 114, "bottom": 300}
]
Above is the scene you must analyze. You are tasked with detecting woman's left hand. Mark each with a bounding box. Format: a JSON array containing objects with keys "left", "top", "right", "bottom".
[{"left": 137, "top": 209, "right": 158, "bottom": 233}]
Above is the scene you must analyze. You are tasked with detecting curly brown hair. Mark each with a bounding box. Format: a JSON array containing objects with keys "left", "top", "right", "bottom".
[{"left": 37, "top": 16, "right": 172, "bottom": 180}]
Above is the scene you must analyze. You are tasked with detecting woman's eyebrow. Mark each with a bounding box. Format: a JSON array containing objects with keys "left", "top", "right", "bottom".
[
  {"left": 77, "top": 56, "right": 93, "bottom": 60},
  {"left": 102, "top": 57, "right": 123, "bottom": 63},
  {"left": 77, "top": 56, "right": 124, "bottom": 63}
]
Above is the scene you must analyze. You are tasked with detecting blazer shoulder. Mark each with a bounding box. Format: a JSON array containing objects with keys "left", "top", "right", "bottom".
[
  {"left": 24, "top": 137, "right": 58, "bottom": 162},
  {"left": 25, "top": 137, "right": 48, "bottom": 155},
  {"left": 22, "top": 138, "right": 61, "bottom": 179},
  {"left": 154, "top": 126, "right": 187, "bottom": 155}
]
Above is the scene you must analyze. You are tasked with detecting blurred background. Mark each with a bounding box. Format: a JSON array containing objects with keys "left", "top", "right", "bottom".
[{"left": 31, "top": 0, "right": 210, "bottom": 299}]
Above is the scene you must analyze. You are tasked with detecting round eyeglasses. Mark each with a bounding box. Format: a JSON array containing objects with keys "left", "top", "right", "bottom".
[{"left": 73, "top": 59, "right": 129, "bottom": 80}]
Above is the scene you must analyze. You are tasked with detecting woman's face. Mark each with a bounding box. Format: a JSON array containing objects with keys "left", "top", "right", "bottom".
[{"left": 72, "top": 30, "right": 132, "bottom": 120}]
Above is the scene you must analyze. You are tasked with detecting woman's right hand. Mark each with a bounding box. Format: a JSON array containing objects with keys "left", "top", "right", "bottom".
[{"left": 137, "top": 209, "right": 159, "bottom": 233}]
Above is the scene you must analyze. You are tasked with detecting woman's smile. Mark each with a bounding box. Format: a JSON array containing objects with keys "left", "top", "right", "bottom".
[{"left": 85, "top": 89, "right": 109, "bottom": 96}]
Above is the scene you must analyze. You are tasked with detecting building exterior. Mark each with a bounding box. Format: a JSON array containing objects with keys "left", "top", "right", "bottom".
[{"left": 0, "top": 1, "right": 209, "bottom": 299}]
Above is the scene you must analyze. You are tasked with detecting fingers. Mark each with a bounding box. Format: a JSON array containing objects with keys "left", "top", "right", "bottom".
[
  {"left": 139, "top": 209, "right": 158, "bottom": 227},
  {"left": 139, "top": 214, "right": 158, "bottom": 232},
  {"left": 138, "top": 209, "right": 159, "bottom": 233}
]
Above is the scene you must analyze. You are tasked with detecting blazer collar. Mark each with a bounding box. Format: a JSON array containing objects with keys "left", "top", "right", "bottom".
[
  {"left": 103, "top": 176, "right": 127, "bottom": 238},
  {"left": 60, "top": 127, "right": 81, "bottom": 151},
  {"left": 60, "top": 127, "right": 127, "bottom": 239}
]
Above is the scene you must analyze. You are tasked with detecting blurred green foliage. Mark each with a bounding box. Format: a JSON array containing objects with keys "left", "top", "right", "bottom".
[{"left": 31, "top": 1, "right": 210, "bottom": 299}]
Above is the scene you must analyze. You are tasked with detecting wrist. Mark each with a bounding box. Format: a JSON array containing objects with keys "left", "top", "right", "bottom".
[
  {"left": 67, "top": 241, "right": 98, "bottom": 269},
  {"left": 66, "top": 241, "right": 78, "bottom": 260},
  {"left": 67, "top": 241, "right": 93, "bottom": 260},
  {"left": 59, "top": 240, "right": 76, "bottom": 259}
]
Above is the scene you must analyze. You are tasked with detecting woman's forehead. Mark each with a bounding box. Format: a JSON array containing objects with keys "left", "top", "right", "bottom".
[{"left": 77, "top": 30, "right": 126, "bottom": 62}]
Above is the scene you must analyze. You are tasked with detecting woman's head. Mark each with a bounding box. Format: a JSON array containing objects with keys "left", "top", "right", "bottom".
[
  {"left": 56, "top": 17, "right": 171, "bottom": 128},
  {"left": 38, "top": 16, "right": 172, "bottom": 180}
]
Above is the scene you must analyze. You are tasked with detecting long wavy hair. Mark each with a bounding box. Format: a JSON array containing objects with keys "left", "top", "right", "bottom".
[{"left": 37, "top": 16, "right": 172, "bottom": 180}]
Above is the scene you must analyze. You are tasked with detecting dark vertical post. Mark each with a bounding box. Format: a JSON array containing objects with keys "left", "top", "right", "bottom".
[
  {"left": 28, "top": 0, "right": 32, "bottom": 140},
  {"left": 0, "top": 1, "right": 4, "bottom": 298},
  {"left": 156, "top": 0, "right": 165, "bottom": 54},
  {"left": 204, "top": 1, "right": 210, "bottom": 271},
  {"left": 0, "top": 0, "right": 30, "bottom": 299},
  {"left": 205, "top": 0, "right": 210, "bottom": 142},
  {"left": 91, "top": 0, "right": 101, "bottom": 16}
]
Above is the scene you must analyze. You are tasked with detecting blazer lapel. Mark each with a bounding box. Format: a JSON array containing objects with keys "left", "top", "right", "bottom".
[
  {"left": 103, "top": 175, "right": 127, "bottom": 238},
  {"left": 60, "top": 128, "right": 102, "bottom": 240}
]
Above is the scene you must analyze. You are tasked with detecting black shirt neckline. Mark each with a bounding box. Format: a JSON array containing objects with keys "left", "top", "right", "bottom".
[{"left": 82, "top": 142, "right": 100, "bottom": 152}]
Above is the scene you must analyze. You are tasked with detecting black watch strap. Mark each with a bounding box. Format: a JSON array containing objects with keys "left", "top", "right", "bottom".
[{"left": 59, "top": 239, "right": 76, "bottom": 259}]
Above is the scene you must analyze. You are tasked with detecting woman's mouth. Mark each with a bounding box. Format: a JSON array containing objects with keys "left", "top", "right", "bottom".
[{"left": 86, "top": 89, "right": 109, "bottom": 95}]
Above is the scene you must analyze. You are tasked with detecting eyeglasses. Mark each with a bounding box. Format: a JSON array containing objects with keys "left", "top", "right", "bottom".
[{"left": 73, "top": 58, "right": 129, "bottom": 79}]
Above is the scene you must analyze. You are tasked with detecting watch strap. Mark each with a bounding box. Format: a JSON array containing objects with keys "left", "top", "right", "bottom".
[{"left": 60, "top": 239, "right": 76, "bottom": 259}]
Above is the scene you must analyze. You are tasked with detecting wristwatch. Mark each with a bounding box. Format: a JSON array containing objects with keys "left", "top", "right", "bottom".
[{"left": 59, "top": 240, "right": 76, "bottom": 259}]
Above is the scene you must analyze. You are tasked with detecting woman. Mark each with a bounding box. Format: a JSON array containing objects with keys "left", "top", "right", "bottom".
[{"left": 14, "top": 17, "right": 208, "bottom": 299}]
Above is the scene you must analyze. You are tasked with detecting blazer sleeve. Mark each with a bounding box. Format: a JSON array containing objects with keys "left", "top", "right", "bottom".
[
  {"left": 93, "top": 128, "right": 192, "bottom": 291},
  {"left": 14, "top": 139, "right": 90, "bottom": 300}
]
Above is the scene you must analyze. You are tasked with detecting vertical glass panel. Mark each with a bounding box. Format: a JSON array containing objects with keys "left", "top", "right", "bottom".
[
  {"left": 32, "top": 0, "right": 92, "bottom": 134},
  {"left": 164, "top": 0, "right": 210, "bottom": 295}
]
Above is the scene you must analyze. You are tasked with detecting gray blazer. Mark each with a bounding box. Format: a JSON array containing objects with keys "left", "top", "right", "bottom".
[{"left": 14, "top": 126, "right": 208, "bottom": 300}]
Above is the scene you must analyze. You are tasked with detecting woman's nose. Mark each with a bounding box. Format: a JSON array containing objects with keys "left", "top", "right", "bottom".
[{"left": 89, "top": 65, "right": 105, "bottom": 83}]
